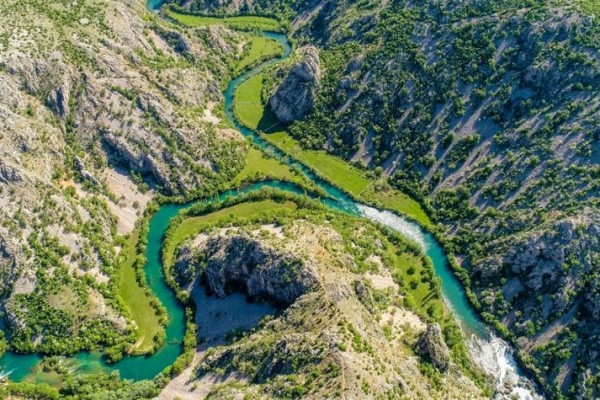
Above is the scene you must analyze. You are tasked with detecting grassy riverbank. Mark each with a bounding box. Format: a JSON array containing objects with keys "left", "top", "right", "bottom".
[
  {"left": 237, "top": 36, "right": 284, "bottom": 73},
  {"left": 118, "top": 229, "right": 163, "bottom": 354},
  {"left": 231, "top": 147, "right": 316, "bottom": 190}
]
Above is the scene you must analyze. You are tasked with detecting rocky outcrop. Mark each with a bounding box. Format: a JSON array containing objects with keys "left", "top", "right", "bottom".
[
  {"left": 102, "top": 132, "right": 173, "bottom": 192},
  {"left": 418, "top": 323, "right": 451, "bottom": 372},
  {"left": 45, "top": 81, "right": 71, "bottom": 118},
  {"left": 176, "top": 235, "right": 318, "bottom": 305},
  {"left": 474, "top": 213, "right": 600, "bottom": 318},
  {"left": 73, "top": 157, "right": 101, "bottom": 187},
  {"left": 5, "top": 52, "right": 74, "bottom": 118},
  {"left": 269, "top": 46, "right": 320, "bottom": 124},
  {"left": 0, "top": 161, "right": 24, "bottom": 184},
  {"left": 154, "top": 27, "right": 194, "bottom": 57},
  {"left": 163, "top": 217, "right": 486, "bottom": 399}
]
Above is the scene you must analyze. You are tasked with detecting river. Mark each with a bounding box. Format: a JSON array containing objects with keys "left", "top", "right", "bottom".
[{"left": 0, "top": 1, "right": 540, "bottom": 398}]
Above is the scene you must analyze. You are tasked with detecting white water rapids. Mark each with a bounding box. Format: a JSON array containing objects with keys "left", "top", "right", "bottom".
[{"left": 357, "top": 205, "right": 542, "bottom": 399}]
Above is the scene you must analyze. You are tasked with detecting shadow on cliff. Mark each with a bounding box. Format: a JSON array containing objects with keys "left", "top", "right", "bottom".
[{"left": 191, "top": 277, "right": 276, "bottom": 349}]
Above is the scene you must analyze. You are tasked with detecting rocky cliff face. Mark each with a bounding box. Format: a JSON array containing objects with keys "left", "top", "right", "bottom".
[
  {"left": 418, "top": 323, "right": 451, "bottom": 372},
  {"left": 176, "top": 234, "right": 318, "bottom": 305},
  {"left": 269, "top": 46, "right": 320, "bottom": 123}
]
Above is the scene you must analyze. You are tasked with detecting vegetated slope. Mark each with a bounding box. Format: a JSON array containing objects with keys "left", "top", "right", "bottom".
[
  {"left": 0, "top": 0, "right": 251, "bottom": 358},
  {"left": 162, "top": 194, "right": 488, "bottom": 399},
  {"left": 177, "top": 0, "right": 600, "bottom": 397}
]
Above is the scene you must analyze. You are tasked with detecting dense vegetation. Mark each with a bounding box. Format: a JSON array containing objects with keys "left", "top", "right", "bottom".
[{"left": 179, "top": 0, "right": 600, "bottom": 397}]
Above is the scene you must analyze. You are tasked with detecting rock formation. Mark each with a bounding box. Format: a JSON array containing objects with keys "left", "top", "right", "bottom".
[
  {"left": 163, "top": 217, "right": 487, "bottom": 399},
  {"left": 270, "top": 46, "right": 320, "bottom": 123},
  {"left": 176, "top": 235, "right": 318, "bottom": 305},
  {"left": 418, "top": 323, "right": 451, "bottom": 372}
]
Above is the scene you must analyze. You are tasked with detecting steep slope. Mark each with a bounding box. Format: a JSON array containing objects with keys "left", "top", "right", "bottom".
[
  {"left": 0, "top": 0, "right": 248, "bottom": 357},
  {"left": 175, "top": 0, "right": 600, "bottom": 397}
]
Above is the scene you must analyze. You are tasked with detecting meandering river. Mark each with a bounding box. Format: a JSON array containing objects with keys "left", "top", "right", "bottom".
[{"left": 0, "top": 1, "right": 540, "bottom": 398}]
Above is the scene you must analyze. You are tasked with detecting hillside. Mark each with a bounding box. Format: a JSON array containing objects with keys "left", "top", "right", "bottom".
[
  {"left": 0, "top": 0, "right": 250, "bottom": 359},
  {"left": 176, "top": 0, "right": 600, "bottom": 397},
  {"left": 159, "top": 192, "right": 489, "bottom": 399}
]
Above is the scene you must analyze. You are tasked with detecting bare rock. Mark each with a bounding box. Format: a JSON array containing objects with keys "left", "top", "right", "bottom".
[
  {"left": 418, "top": 323, "right": 451, "bottom": 372},
  {"left": 0, "top": 161, "right": 25, "bottom": 184},
  {"left": 154, "top": 27, "right": 194, "bottom": 57},
  {"left": 270, "top": 46, "right": 320, "bottom": 124},
  {"left": 102, "top": 132, "right": 172, "bottom": 192}
]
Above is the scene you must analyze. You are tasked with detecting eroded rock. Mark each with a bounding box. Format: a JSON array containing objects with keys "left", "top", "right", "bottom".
[{"left": 176, "top": 235, "right": 318, "bottom": 305}]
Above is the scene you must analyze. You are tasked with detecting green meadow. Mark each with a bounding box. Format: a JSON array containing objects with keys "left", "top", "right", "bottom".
[
  {"left": 166, "top": 10, "right": 282, "bottom": 31},
  {"left": 118, "top": 229, "right": 162, "bottom": 353},
  {"left": 237, "top": 36, "right": 283, "bottom": 73},
  {"left": 232, "top": 147, "right": 316, "bottom": 190}
]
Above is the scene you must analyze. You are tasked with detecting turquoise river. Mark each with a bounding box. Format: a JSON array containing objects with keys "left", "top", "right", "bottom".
[{"left": 0, "top": 0, "right": 538, "bottom": 398}]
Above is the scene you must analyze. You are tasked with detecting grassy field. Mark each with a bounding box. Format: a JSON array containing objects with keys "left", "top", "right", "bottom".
[
  {"left": 118, "top": 229, "right": 162, "bottom": 353},
  {"left": 237, "top": 36, "right": 283, "bottom": 73},
  {"left": 234, "top": 74, "right": 277, "bottom": 131},
  {"left": 167, "top": 10, "right": 282, "bottom": 31},
  {"left": 267, "top": 132, "right": 374, "bottom": 195},
  {"left": 234, "top": 72, "right": 432, "bottom": 226},
  {"left": 231, "top": 147, "right": 315, "bottom": 189},
  {"left": 269, "top": 131, "right": 431, "bottom": 225},
  {"left": 163, "top": 200, "right": 298, "bottom": 271}
]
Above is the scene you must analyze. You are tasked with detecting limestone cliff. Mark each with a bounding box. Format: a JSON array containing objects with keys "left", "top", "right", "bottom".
[{"left": 269, "top": 46, "right": 320, "bottom": 123}]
